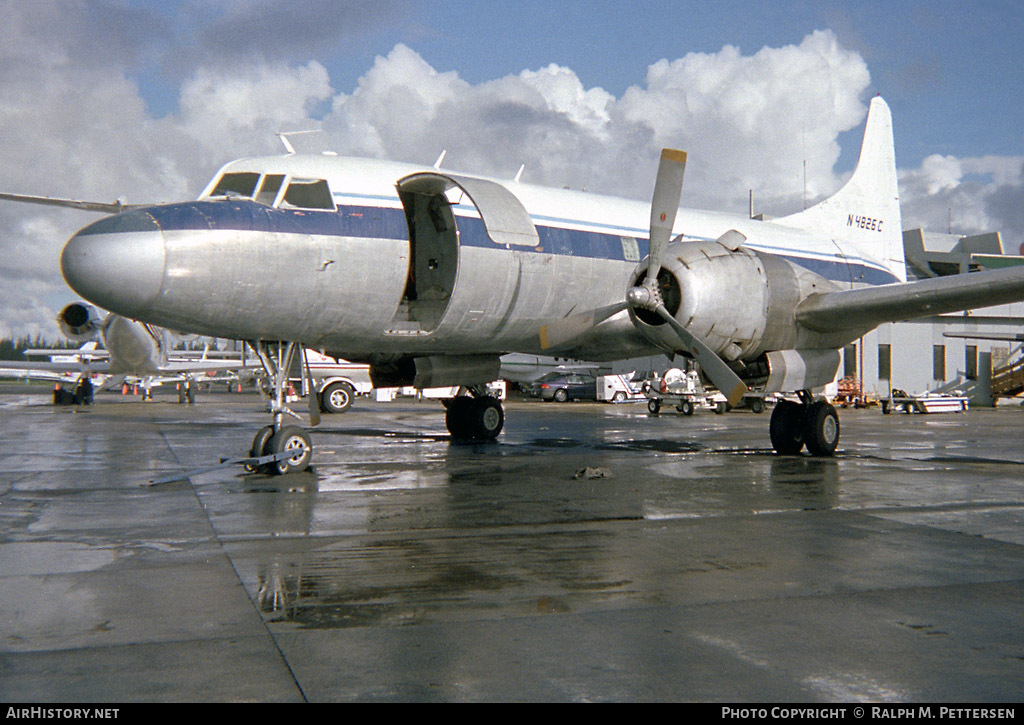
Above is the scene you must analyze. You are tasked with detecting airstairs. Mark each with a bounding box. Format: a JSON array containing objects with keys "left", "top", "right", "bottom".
[
  {"left": 992, "top": 344, "right": 1024, "bottom": 398},
  {"left": 930, "top": 343, "right": 1024, "bottom": 404}
]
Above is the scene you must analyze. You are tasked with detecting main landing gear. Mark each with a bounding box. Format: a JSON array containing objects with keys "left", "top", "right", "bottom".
[
  {"left": 769, "top": 391, "right": 840, "bottom": 457},
  {"left": 444, "top": 388, "right": 504, "bottom": 441},
  {"left": 245, "top": 341, "right": 315, "bottom": 475}
]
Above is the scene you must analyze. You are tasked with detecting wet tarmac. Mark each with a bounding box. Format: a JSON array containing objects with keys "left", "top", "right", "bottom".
[{"left": 1, "top": 385, "right": 1022, "bottom": 702}]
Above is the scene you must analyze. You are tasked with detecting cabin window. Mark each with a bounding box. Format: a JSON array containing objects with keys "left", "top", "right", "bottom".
[
  {"left": 209, "top": 172, "right": 260, "bottom": 199},
  {"left": 281, "top": 178, "right": 335, "bottom": 210},
  {"left": 256, "top": 174, "right": 284, "bottom": 205}
]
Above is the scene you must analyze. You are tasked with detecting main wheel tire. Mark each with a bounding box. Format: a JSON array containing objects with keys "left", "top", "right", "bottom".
[
  {"left": 445, "top": 397, "right": 475, "bottom": 439},
  {"left": 770, "top": 400, "right": 805, "bottom": 455},
  {"left": 268, "top": 426, "right": 312, "bottom": 475},
  {"left": 446, "top": 396, "right": 504, "bottom": 441},
  {"left": 320, "top": 381, "right": 354, "bottom": 413},
  {"left": 245, "top": 425, "right": 275, "bottom": 473},
  {"left": 803, "top": 401, "right": 840, "bottom": 457},
  {"left": 470, "top": 397, "right": 504, "bottom": 440}
]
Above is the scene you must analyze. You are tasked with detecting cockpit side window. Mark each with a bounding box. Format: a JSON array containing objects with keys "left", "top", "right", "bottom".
[
  {"left": 256, "top": 174, "right": 284, "bottom": 205},
  {"left": 280, "top": 178, "right": 335, "bottom": 211},
  {"left": 209, "top": 172, "right": 260, "bottom": 199}
]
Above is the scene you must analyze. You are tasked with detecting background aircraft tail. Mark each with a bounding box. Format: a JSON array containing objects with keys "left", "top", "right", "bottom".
[{"left": 776, "top": 96, "right": 905, "bottom": 283}]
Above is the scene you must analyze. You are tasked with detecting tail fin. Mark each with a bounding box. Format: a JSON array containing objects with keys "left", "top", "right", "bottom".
[{"left": 777, "top": 96, "right": 905, "bottom": 283}]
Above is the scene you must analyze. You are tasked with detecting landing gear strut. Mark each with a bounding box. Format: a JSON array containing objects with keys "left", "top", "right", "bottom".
[
  {"left": 445, "top": 388, "right": 504, "bottom": 441},
  {"left": 245, "top": 341, "right": 317, "bottom": 474},
  {"left": 769, "top": 391, "right": 840, "bottom": 456}
]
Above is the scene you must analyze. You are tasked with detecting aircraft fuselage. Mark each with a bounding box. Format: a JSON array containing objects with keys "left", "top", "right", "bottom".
[{"left": 60, "top": 155, "right": 899, "bottom": 371}]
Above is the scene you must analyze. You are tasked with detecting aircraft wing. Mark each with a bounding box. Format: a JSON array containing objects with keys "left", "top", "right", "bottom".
[
  {"left": 796, "top": 266, "right": 1024, "bottom": 333},
  {"left": 0, "top": 366, "right": 80, "bottom": 383},
  {"left": 155, "top": 359, "right": 260, "bottom": 374},
  {"left": 23, "top": 349, "right": 109, "bottom": 362},
  {"left": 0, "top": 359, "right": 111, "bottom": 374},
  {"left": 943, "top": 331, "right": 1024, "bottom": 342},
  {"left": 0, "top": 357, "right": 254, "bottom": 377}
]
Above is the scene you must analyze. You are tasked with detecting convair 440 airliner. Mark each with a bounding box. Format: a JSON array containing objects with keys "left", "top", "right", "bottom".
[{"left": 8, "top": 96, "right": 1024, "bottom": 473}]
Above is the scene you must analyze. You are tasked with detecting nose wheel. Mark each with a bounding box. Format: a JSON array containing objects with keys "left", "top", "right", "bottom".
[{"left": 266, "top": 426, "right": 312, "bottom": 474}]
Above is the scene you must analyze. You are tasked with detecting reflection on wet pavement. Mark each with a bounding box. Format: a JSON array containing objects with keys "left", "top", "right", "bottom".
[{"left": 2, "top": 392, "right": 1022, "bottom": 701}]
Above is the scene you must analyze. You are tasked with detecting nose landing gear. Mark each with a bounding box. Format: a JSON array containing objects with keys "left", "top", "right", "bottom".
[{"left": 245, "top": 341, "right": 318, "bottom": 474}]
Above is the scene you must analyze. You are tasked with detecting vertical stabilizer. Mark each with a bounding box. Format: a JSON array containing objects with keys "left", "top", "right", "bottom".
[{"left": 777, "top": 96, "right": 905, "bottom": 282}]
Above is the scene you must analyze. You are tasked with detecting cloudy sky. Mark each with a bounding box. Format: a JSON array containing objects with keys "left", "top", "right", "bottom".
[{"left": 1, "top": 0, "right": 1022, "bottom": 340}]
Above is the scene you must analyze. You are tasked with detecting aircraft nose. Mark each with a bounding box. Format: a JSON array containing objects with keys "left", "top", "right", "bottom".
[{"left": 61, "top": 210, "right": 165, "bottom": 318}]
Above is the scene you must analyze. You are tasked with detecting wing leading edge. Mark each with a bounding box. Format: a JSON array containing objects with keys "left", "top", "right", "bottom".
[{"left": 795, "top": 265, "right": 1024, "bottom": 333}]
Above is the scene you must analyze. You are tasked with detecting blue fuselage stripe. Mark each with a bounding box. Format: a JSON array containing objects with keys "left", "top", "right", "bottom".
[{"left": 93, "top": 200, "right": 899, "bottom": 286}]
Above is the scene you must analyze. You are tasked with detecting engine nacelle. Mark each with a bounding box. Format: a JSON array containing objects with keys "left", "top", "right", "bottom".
[
  {"left": 368, "top": 354, "right": 500, "bottom": 389},
  {"left": 764, "top": 349, "right": 841, "bottom": 393},
  {"left": 631, "top": 239, "right": 840, "bottom": 363},
  {"left": 58, "top": 302, "right": 104, "bottom": 342}
]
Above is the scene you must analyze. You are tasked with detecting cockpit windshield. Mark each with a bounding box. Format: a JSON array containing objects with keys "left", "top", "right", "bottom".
[
  {"left": 204, "top": 172, "right": 335, "bottom": 211},
  {"left": 209, "top": 172, "right": 260, "bottom": 199}
]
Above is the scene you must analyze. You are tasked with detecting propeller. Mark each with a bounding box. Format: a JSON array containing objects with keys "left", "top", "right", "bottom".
[{"left": 539, "top": 148, "right": 748, "bottom": 407}]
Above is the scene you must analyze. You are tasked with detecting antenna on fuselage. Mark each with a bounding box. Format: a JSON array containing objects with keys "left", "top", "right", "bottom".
[
  {"left": 514, "top": 164, "right": 525, "bottom": 183},
  {"left": 277, "top": 129, "right": 325, "bottom": 155},
  {"left": 434, "top": 150, "right": 447, "bottom": 169}
]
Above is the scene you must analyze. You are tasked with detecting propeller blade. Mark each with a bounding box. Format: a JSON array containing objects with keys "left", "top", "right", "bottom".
[
  {"left": 653, "top": 306, "right": 747, "bottom": 407},
  {"left": 540, "top": 301, "right": 629, "bottom": 350},
  {"left": 536, "top": 148, "right": 687, "bottom": 351},
  {"left": 646, "top": 149, "right": 687, "bottom": 286}
]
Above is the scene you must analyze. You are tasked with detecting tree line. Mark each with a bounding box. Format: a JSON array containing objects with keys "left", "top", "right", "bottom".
[{"left": 0, "top": 336, "right": 76, "bottom": 361}]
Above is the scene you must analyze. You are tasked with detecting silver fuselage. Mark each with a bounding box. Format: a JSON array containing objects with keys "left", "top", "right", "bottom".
[{"left": 60, "top": 155, "right": 900, "bottom": 367}]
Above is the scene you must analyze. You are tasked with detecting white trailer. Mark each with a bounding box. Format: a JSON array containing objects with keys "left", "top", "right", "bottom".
[{"left": 597, "top": 373, "right": 648, "bottom": 402}]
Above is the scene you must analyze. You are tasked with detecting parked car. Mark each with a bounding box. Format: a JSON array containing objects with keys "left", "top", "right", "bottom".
[{"left": 526, "top": 371, "right": 598, "bottom": 402}]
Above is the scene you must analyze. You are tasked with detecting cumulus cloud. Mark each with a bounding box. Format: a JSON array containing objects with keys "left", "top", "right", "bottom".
[
  {"left": 900, "top": 154, "right": 1024, "bottom": 253},
  {"left": 176, "top": 60, "right": 334, "bottom": 158},
  {"left": 0, "top": 13, "right": 1019, "bottom": 341},
  {"left": 325, "top": 32, "right": 871, "bottom": 213}
]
